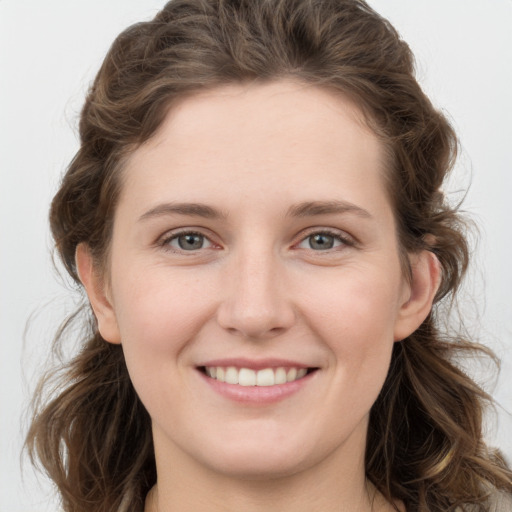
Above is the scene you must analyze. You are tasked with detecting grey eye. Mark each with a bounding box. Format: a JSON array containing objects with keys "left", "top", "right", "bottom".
[
  {"left": 297, "top": 232, "right": 346, "bottom": 251},
  {"left": 172, "top": 233, "right": 210, "bottom": 250},
  {"left": 308, "top": 233, "right": 335, "bottom": 250}
]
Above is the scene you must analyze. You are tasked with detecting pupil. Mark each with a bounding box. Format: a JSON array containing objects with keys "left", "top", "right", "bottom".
[
  {"left": 178, "top": 234, "right": 203, "bottom": 250},
  {"left": 310, "top": 234, "right": 334, "bottom": 250}
]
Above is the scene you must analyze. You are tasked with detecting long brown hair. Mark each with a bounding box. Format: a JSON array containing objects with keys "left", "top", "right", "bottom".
[{"left": 26, "top": 1, "right": 512, "bottom": 511}]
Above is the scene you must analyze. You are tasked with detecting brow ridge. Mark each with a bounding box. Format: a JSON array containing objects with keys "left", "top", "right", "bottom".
[
  {"left": 138, "top": 199, "right": 372, "bottom": 222},
  {"left": 287, "top": 200, "right": 372, "bottom": 219},
  {"left": 138, "top": 202, "right": 225, "bottom": 221}
]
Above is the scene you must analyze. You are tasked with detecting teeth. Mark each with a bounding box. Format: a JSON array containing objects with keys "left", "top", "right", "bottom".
[
  {"left": 206, "top": 367, "right": 217, "bottom": 378},
  {"left": 204, "top": 366, "right": 310, "bottom": 386},
  {"left": 275, "top": 367, "right": 287, "bottom": 384},
  {"left": 256, "top": 368, "right": 275, "bottom": 386},
  {"left": 286, "top": 367, "right": 297, "bottom": 382},
  {"left": 239, "top": 368, "right": 257, "bottom": 386},
  {"left": 225, "top": 367, "right": 239, "bottom": 385}
]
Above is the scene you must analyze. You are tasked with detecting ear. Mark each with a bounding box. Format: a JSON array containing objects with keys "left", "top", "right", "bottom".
[
  {"left": 75, "top": 243, "right": 121, "bottom": 344},
  {"left": 394, "top": 250, "right": 441, "bottom": 341}
]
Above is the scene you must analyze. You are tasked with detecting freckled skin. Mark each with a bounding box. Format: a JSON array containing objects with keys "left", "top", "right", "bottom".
[{"left": 80, "top": 81, "right": 435, "bottom": 512}]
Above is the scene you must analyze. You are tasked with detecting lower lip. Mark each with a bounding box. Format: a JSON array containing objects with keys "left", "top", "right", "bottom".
[{"left": 198, "top": 370, "right": 316, "bottom": 405}]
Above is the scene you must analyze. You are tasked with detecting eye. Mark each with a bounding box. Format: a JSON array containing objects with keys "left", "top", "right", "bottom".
[
  {"left": 297, "top": 231, "right": 351, "bottom": 251},
  {"left": 163, "top": 231, "right": 213, "bottom": 251}
]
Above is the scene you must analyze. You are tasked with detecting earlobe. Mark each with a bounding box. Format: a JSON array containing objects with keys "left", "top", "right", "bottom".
[
  {"left": 394, "top": 250, "right": 441, "bottom": 341},
  {"left": 75, "top": 243, "right": 121, "bottom": 344}
]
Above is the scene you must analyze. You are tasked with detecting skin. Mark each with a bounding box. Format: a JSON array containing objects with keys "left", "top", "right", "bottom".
[{"left": 77, "top": 80, "right": 439, "bottom": 512}]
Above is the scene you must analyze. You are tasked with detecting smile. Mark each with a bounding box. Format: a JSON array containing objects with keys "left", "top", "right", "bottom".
[{"left": 202, "top": 366, "right": 310, "bottom": 386}]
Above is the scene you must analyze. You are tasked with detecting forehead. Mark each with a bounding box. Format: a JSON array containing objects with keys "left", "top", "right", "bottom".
[
  {"left": 145, "top": 80, "right": 378, "bottom": 160},
  {"left": 120, "top": 80, "right": 391, "bottom": 219}
]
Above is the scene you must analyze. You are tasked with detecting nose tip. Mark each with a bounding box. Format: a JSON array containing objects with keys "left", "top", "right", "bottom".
[
  {"left": 225, "top": 321, "right": 286, "bottom": 340},
  {"left": 216, "top": 259, "right": 295, "bottom": 340},
  {"left": 218, "top": 298, "right": 295, "bottom": 339}
]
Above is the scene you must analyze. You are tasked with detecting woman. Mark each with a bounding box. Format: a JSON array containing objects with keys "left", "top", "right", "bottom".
[{"left": 26, "top": 0, "right": 512, "bottom": 510}]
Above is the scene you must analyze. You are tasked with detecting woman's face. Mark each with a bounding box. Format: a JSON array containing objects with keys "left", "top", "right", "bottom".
[{"left": 84, "top": 81, "right": 433, "bottom": 480}]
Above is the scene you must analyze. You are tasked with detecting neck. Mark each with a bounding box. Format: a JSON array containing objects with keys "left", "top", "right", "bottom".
[
  {"left": 145, "top": 478, "right": 400, "bottom": 512},
  {"left": 146, "top": 476, "right": 375, "bottom": 512},
  {"left": 145, "top": 426, "right": 399, "bottom": 512}
]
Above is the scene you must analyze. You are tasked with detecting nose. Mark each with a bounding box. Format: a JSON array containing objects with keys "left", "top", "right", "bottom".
[{"left": 216, "top": 251, "right": 296, "bottom": 340}]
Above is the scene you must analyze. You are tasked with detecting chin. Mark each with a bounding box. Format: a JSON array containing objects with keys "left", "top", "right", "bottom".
[
  {"left": 194, "top": 433, "right": 323, "bottom": 481},
  {"left": 205, "top": 452, "right": 310, "bottom": 481}
]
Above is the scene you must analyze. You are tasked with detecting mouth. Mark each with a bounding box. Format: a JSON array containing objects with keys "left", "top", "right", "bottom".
[{"left": 198, "top": 366, "right": 318, "bottom": 387}]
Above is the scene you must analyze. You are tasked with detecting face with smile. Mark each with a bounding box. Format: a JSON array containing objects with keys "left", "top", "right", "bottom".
[{"left": 78, "top": 81, "right": 438, "bottom": 485}]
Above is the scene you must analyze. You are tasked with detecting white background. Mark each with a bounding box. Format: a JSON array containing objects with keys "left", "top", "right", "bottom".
[{"left": 1, "top": 1, "right": 511, "bottom": 510}]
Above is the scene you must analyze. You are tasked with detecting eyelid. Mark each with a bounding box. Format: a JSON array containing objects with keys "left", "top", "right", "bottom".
[
  {"left": 154, "top": 226, "right": 356, "bottom": 253},
  {"left": 293, "top": 227, "right": 356, "bottom": 250},
  {"left": 157, "top": 227, "right": 221, "bottom": 253}
]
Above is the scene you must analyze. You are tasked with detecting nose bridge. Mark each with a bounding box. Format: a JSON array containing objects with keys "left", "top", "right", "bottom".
[{"left": 217, "top": 243, "right": 294, "bottom": 338}]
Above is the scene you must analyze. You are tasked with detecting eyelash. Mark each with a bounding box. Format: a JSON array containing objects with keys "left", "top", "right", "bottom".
[
  {"left": 159, "top": 230, "right": 216, "bottom": 253},
  {"left": 158, "top": 228, "right": 355, "bottom": 254},
  {"left": 295, "top": 229, "right": 355, "bottom": 252}
]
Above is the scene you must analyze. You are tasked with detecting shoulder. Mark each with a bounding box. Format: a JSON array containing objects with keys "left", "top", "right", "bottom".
[
  {"left": 456, "top": 491, "right": 512, "bottom": 512},
  {"left": 486, "top": 490, "right": 512, "bottom": 511}
]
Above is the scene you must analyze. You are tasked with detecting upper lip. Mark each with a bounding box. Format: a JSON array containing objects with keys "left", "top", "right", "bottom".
[{"left": 197, "top": 358, "right": 316, "bottom": 370}]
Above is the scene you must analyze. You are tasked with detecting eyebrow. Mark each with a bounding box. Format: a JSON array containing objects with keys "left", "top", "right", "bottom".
[
  {"left": 138, "top": 202, "right": 226, "bottom": 222},
  {"left": 287, "top": 200, "right": 373, "bottom": 219},
  {"left": 138, "top": 199, "right": 372, "bottom": 222}
]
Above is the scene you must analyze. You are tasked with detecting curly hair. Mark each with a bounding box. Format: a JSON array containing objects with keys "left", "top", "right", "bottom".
[{"left": 26, "top": 1, "right": 512, "bottom": 511}]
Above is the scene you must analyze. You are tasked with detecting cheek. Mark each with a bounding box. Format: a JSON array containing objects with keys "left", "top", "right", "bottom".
[
  {"left": 110, "top": 267, "right": 216, "bottom": 376},
  {"left": 109, "top": 269, "right": 216, "bottom": 424},
  {"left": 303, "top": 264, "right": 403, "bottom": 342},
  {"left": 301, "top": 264, "right": 402, "bottom": 395}
]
